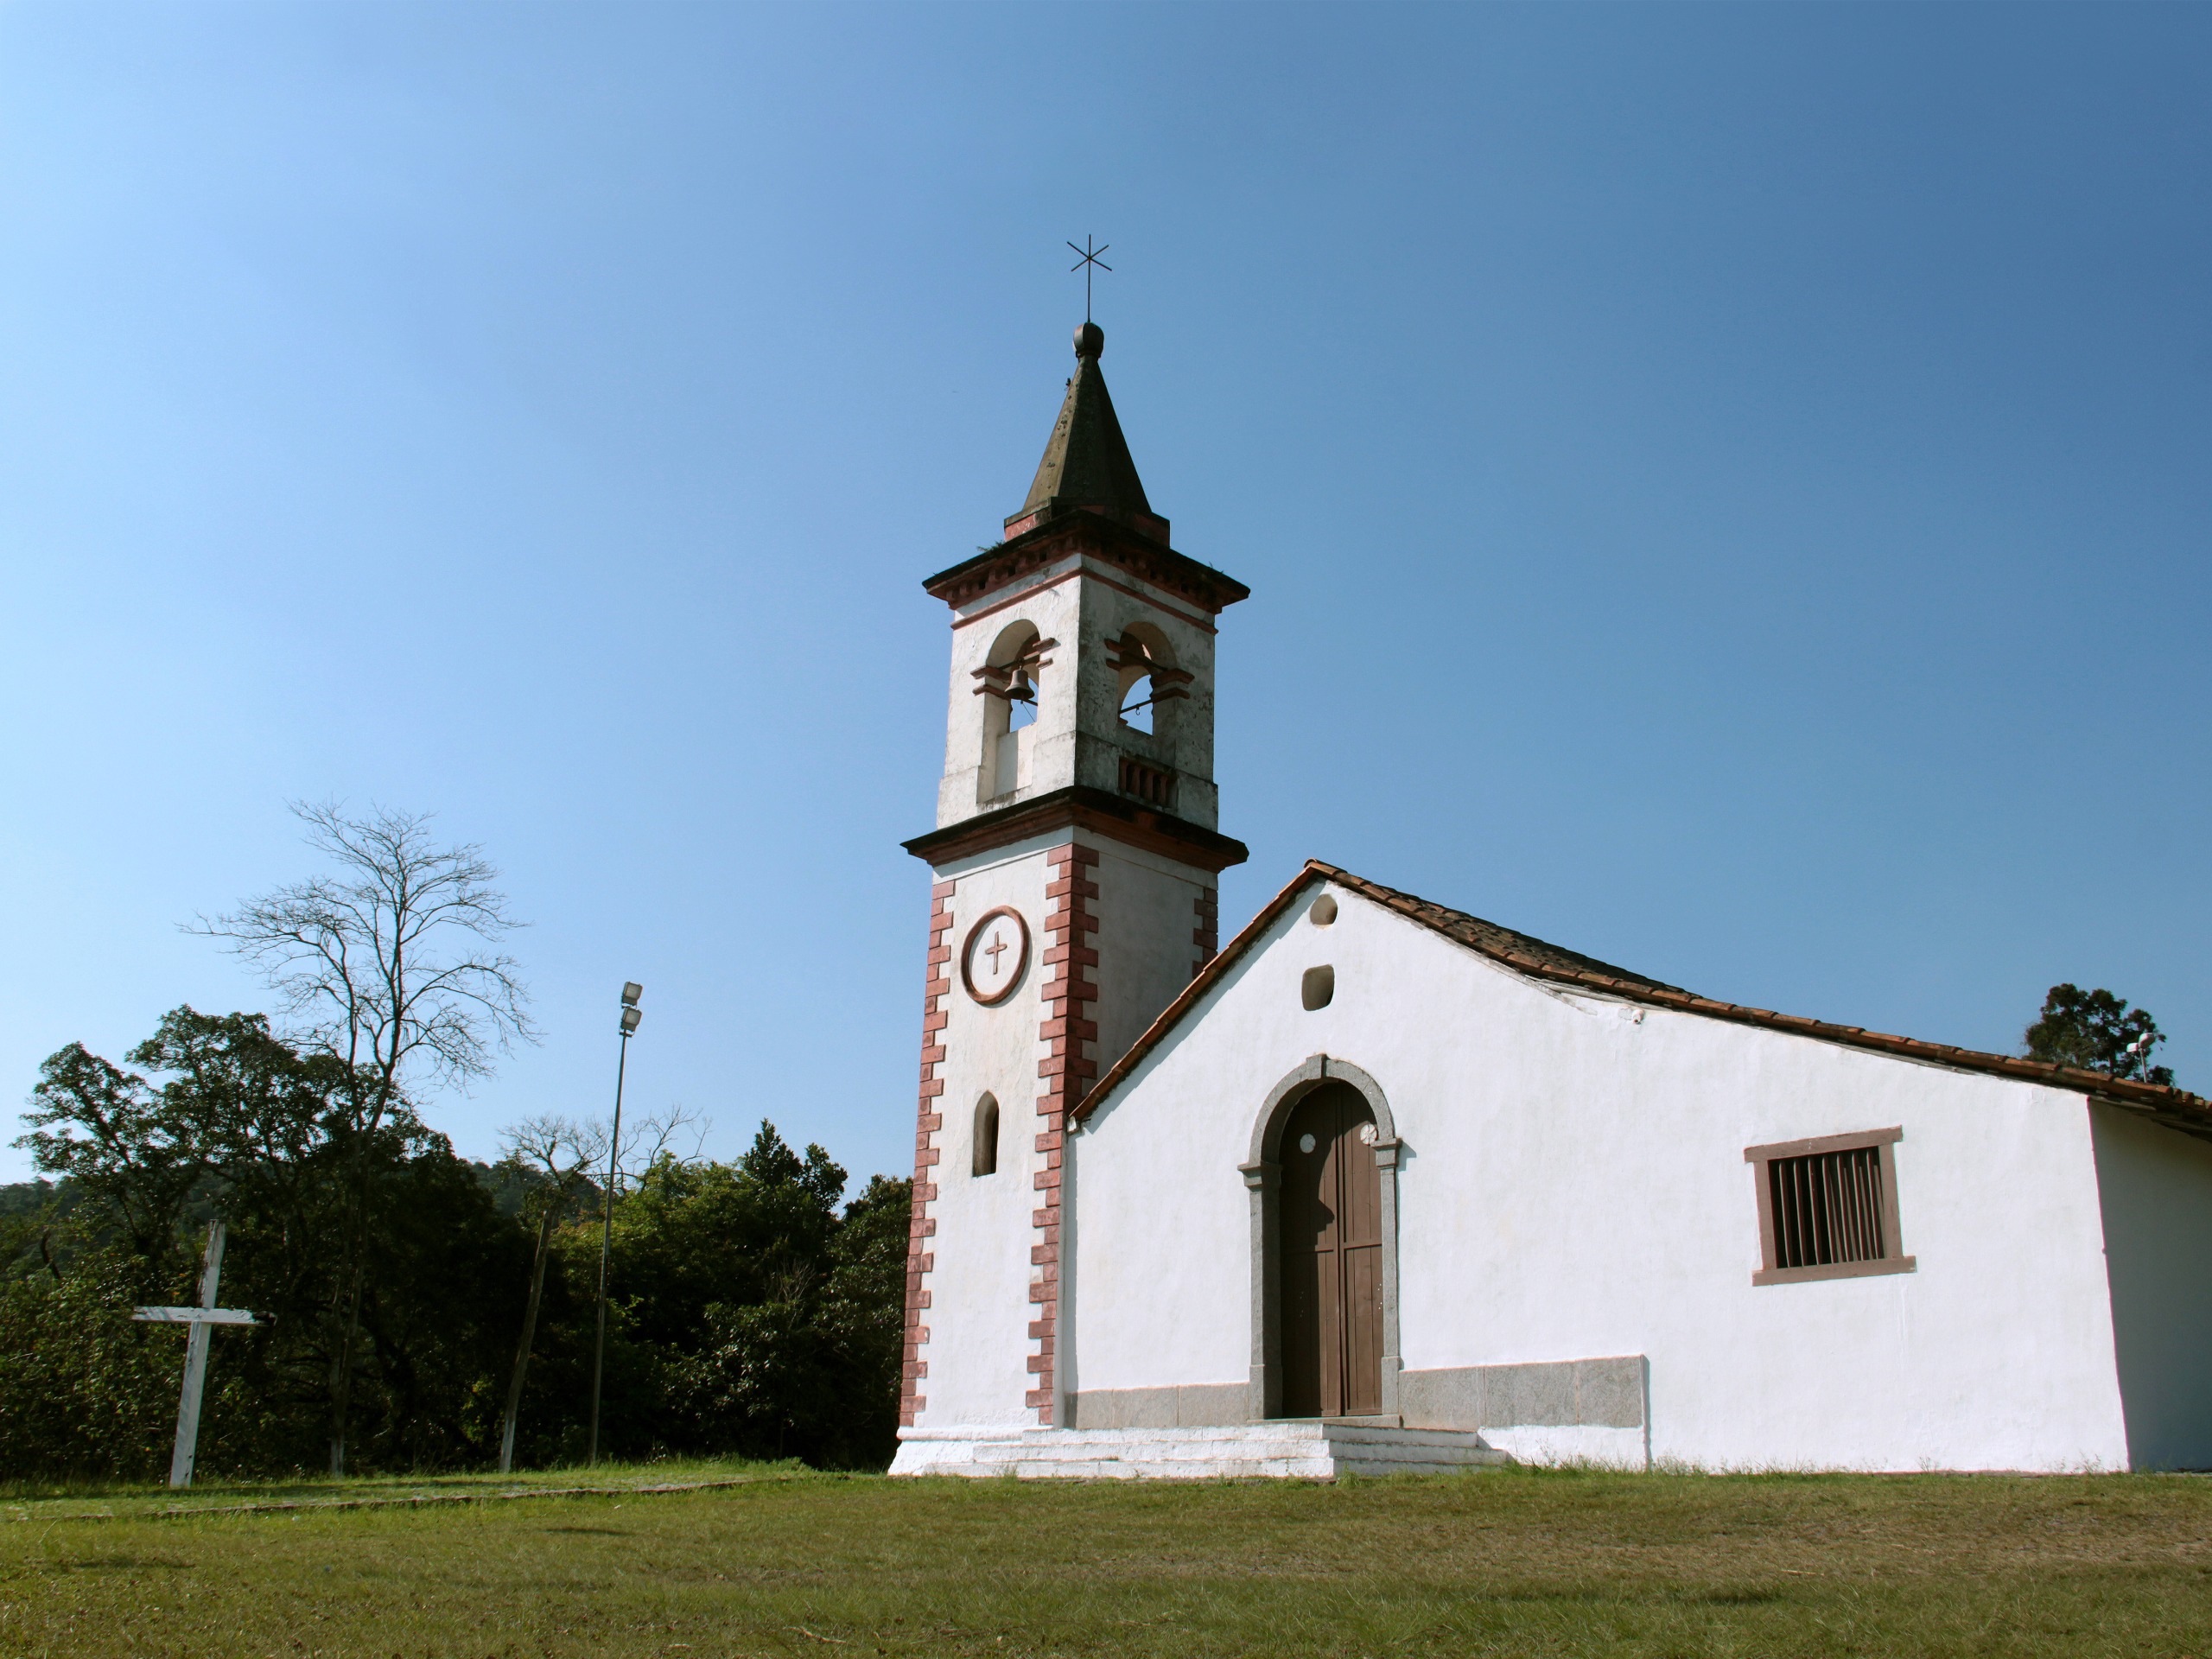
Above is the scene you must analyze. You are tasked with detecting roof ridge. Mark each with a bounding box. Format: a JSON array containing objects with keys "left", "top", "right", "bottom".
[{"left": 1074, "top": 860, "right": 2212, "bottom": 1141}]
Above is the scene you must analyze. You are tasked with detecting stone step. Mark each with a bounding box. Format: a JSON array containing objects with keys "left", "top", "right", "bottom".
[{"left": 891, "top": 1421, "right": 1511, "bottom": 1480}]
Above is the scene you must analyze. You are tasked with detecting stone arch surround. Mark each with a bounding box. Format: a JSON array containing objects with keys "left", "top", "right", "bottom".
[{"left": 1240, "top": 1054, "right": 1404, "bottom": 1422}]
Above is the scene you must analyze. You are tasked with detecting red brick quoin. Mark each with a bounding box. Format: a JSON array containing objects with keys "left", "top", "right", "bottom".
[
  {"left": 1193, "top": 884, "right": 1218, "bottom": 979},
  {"left": 1029, "top": 842, "right": 1099, "bottom": 1424},
  {"left": 899, "top": 879, "right": 957, "bottom": 1428}
]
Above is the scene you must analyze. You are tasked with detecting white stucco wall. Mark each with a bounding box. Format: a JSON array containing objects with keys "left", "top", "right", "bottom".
[
  {"left": 915, "top": 828, "right": 1226, "bottom": 1432},
  {"left": 2090, "top": 1103, "right": 2212, "bottom": 1470},
  {"left": 913, "top": 835, "right": 1058, "bottom": 1429},
  {"left": 1090, "top": 841, "right": 1213, "bottom": 1066},
  {"left": 1071, "top": 879, "right": 2154, "bottom": 1471},
  {"left": 1479, "top": 1424, "right": 1648, "bottom": 1468}
]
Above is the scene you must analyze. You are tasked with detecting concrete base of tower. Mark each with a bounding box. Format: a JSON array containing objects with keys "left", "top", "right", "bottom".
[{"left": 887, "top": 1421, "right": 1510, "bottom": 1480}]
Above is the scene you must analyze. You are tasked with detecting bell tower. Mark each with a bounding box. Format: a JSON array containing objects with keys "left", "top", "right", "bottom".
[{"left": 893, "top": 322, "right": 1249, "bottom": 1454}]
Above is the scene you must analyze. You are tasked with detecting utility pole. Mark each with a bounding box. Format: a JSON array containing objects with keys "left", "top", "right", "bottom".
[{"left": 588, "top": 982, "right": 642, "bottom": 1467}]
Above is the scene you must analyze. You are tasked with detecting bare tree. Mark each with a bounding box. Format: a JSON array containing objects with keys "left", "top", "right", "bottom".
[
  {"left": 495, "top": 1114, "right": 606, "bottom": 1475},
  {"left": 190, "top": 801, "right": 536, "bottom": 1475},
  {"left": 494, "top": 1104, "right": 705, "bottom": 1474},
  {"left": 612, "top": 1103, "right": 710, "bottom": 1190}
]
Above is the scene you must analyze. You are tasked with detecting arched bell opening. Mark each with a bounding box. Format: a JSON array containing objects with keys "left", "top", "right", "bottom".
[
  {"left": 1108, "top": 622, "right": 1189, "bottom": 747},
  {"left": 975, "top": 620, "right": 1054, "bottom": 803}
]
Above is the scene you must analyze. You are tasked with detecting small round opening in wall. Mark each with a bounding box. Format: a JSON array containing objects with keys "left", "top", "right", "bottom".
[
  {"left": 1298, "top": 1133, "right": 1317, "bottom": 1154},
  {"left": 1309, "top": 894, "right": 1338, "bottom": 926},
  {"left": 1301, "top": 964, "right": 1335, "bottom": 1011}
]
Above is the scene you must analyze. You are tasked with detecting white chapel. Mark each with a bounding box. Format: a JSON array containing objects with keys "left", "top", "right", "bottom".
[{"left": 887, "top": 321, "right": 2212, "bottom": 1478}]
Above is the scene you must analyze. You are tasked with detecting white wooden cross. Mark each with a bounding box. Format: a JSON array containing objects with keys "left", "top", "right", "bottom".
[{"left": 133, "top": 1220, "right": 258, "bottom": 1489}]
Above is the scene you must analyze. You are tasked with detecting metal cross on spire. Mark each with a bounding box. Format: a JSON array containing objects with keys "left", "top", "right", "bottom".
[{"left": 1067, "top": 235, "right": 1111, "bottom": 321}]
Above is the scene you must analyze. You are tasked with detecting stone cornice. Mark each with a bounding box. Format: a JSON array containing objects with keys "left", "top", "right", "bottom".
[
  {"left": 922, "top": 512, "right": 1250, "bottom": 619},
  {"left": 904, "top": 785, "right": 1250, "bottom": 875}
]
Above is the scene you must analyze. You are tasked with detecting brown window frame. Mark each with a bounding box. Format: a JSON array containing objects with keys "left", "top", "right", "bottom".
[{"left": 1744, "top": 1127, "right": 1916, "bottom": 1287}]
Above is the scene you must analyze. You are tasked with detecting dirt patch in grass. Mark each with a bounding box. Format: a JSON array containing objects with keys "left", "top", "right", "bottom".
[{"left": 1, "top": 1468, "right": 2208, "bottom": 1656}]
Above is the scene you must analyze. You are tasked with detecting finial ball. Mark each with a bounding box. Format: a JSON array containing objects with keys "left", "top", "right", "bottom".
[{"left": 1074, "top": 321, "right": 1104, "bottom": 359}]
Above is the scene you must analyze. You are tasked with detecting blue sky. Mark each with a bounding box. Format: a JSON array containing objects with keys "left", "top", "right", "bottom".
[{"left": 3, "top": 3, "right": 2205, "bottom": 1187}]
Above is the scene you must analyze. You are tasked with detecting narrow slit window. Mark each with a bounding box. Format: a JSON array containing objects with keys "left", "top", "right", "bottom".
[
  {"left": 972, "top": 1094, "right": 1000, "bottom": 1178},
  {"left": 1745, "top": 1128, "right": 1914, "bottom": 1286}
]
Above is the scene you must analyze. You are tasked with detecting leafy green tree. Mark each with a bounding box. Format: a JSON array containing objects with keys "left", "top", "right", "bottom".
[
  {"left": 10, "top": 1007, "right": 911, "bottom": 1480},
  {"left": 0, "top": 1249, "right": 179, "bottom": 1481},
  {"left": 556, "top": 1122, "right": 908, "bottom": 1470},
  {"left": 331, "top": 1145, "right": 531, "bottom": 1471},
  {"left": 2024, "top": 983, "right": 2176, "bottom": 1087},
  {"left": 0, "top": 1178, "right": 73, "bottom": 1284},
  {"left": 610, "top": 1123, "right": 847, "bottom": 1350},
  {"left": 20, "top": 1041, "right": 205, "bottom": 1276},
  {"left": 812, "top": 1172, "right": 915, "bottom": 1467},
  {"left": 9, "top": 1008, "right": 532, "bottom": 1479}
]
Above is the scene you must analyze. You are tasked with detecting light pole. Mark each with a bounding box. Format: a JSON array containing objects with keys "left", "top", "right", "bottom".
[{"left": 588, "top": 981, "right": 642, "bottom": 1468}]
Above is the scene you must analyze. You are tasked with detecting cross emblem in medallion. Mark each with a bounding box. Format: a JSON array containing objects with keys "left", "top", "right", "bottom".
[{"left": 962, "top": 907, "right": 1031, "bottom": 1007}]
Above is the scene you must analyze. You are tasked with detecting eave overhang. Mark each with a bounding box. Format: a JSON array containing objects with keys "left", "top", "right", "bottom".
[
  {"left": 922, "top": 510, "right": 1250, "bottom": 619},
  {"left": 1073, "top": 861, "right": 2212, "bottom": 1145},
  {"left": 904, "top": 784, "right": 1250, "bottom": 875}
]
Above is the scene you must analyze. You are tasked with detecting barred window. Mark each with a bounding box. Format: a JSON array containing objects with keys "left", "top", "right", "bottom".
[{"left": 1745, "top": 1128, "right": 1915, "bottom": 1287}]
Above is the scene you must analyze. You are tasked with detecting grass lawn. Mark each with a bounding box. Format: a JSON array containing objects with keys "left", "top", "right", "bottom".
[{"left": 2, "top": 1462, "right": 2209, "bottom": 1656}]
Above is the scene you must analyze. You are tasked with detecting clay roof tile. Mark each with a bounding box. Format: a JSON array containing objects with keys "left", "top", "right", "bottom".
[{"left": 1074, "top": 860, "right": 2212, "bottom": 1143}]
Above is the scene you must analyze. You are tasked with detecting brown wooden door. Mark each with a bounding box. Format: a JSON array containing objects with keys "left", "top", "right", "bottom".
[{"left": 1279, "top": 1082, "right": 1383, "bottom": 1417}]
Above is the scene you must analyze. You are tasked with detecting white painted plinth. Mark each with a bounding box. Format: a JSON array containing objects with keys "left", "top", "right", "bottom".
[{"left": 889, "top": 1421, "right": 1510, "bottom": 1480}]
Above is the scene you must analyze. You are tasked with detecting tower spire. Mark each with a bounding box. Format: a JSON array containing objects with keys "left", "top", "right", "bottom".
[{"left": 1013, "top": 321, "right": 1161, "bottom": 542}]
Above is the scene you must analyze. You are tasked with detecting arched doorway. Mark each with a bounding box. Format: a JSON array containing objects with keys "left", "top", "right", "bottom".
[{"left": 1278, "top": 1081, "right": 1384, "bottom": 1417}]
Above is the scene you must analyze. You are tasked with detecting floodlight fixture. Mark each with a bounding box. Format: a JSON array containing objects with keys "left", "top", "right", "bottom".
[
  {"left": 620, "top": 1007, "right": 642, "bottom": 1035},
  {"left": 621, "top": 982, "right": 643, "bottom": 1008}
]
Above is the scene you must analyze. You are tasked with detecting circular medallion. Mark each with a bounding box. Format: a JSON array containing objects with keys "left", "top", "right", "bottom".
[
  {"left": 1298, "top": 1133, "right": 1317, "bottom": 1154},
  {"left": 961, "top": 907, "right": 1031, "bottom": 1006}
]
